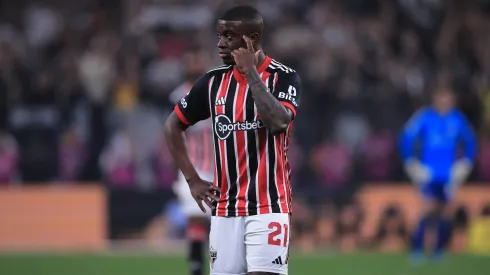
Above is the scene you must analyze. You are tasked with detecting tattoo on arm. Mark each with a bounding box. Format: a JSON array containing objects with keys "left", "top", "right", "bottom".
[{"left": 245, "top": 69, "right": 290, "bottom": 133}]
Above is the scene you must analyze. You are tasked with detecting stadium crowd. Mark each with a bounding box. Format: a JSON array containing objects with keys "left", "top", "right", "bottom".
[{"left": 1, "top": 0, "right": 490, "bottom": 251}]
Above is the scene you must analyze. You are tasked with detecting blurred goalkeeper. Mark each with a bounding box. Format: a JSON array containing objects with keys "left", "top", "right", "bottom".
[{"left": 400, "top": 88, "right": 477, "bottom": 262}]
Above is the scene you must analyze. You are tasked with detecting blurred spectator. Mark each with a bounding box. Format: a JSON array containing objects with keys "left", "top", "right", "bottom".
[
  {"left": 337, "top": 202, "right": 364, "bottom": 253},
  {"left": 113, "top": 49, "right": 140, "bottom": 112},
  {"left": 0, "top": 131, "right": 18, "bottom": 184},
  {"left": 467, "top": 203, "right": 490, "bottom": 254},
  {"left": 79, "top": 32, "right": 118, "bottom": 181},
  {"left": 360, "top": 128, "right": 395, "bottom": 181},
  {"left": 10, "top": 68, "right": 60, "bottom": 182},
  {"left": 79, "top": 33, "right": 117, "bottom": 105},
  {"left": 310, "top": 138, "right": 355, "bottom": 198},
  {"left": 476, "top": 130, "right": 490, "bottom": 181},
  {"left": 290, "top": 198, "right": 316, "bottom": 253},
  {"left": 58, "top": 128, "right": 85, "bottom": 182},
  {"left": 449, "top": 205, "right": 469, "bottom": 252},
  {"left": 151, "top": 134, "right": 176, "bottom": 189},
  {"left": 372, "top": 205, "right": 408, "bottom": 252},
  {"left": 315, "top": 203, "right": 338, "bottom": 249},
  {"left": 100, "top": 130, "right": 135, "bottom": 188},
  {"left": 287, "top": 137, "right": 303, "bottom": 185},
  {"left": 162, "top": 200, "right": 187, "bottom": 240}
]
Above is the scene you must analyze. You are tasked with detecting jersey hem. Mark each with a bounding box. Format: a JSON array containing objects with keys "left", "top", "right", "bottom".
[
  {"left": 210, "top": 273, "right": 246, "bottom": 275},
  {"left": 280, "top": 101, "right": 296, "bottom": 117},
  {"left": 212, "top": 209, "right": 291, "bottom": 217},
  {"left": 247, "top": 268, "right": 287, "bottom": 274}
]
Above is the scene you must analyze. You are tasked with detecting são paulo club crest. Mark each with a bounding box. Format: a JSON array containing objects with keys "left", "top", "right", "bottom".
[{"left": 210, "top": 246, "right": 217, "bottom": 269}]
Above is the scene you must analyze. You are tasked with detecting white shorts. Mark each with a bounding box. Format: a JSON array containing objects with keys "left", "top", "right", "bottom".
[
  {"left": 173, "top": 171, "right": 213, "bottom": 218},
  {"left": 209, "top": 213, "right": 290, "bottom": 275}
]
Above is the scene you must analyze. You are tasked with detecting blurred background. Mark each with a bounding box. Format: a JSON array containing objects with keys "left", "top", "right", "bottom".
[{"left": 1, "top": 0, "right": 490, "bottom": 274}]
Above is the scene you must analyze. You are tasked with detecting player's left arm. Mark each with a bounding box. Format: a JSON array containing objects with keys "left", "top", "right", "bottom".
[
  {"left": 457, "top": 112, "right": 477, "bottom": 162},
  {"left": 451, "top": 112, "right": 478, "bottom": 185}
]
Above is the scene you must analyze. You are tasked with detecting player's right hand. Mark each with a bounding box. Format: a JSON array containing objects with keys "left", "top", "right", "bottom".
[
  {"left": 188, "top": 178, "right": 221, "bottom": 213},
  {"left": 404, "top": 158, "right": 431, "bottom": 185}
]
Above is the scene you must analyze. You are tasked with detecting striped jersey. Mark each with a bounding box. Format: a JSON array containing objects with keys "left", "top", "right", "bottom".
[
  {"left": 174, "top": 56, "right": 301, "bottom": 217},
  {"left": 170, "top": 82, "right": 214, "bottom": 179}
]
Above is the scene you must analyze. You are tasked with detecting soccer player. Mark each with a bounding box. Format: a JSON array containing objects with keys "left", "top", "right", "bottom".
[
  {"left": 164, "top": 5, "right": 300, "bottom": 275},
  {"left": 169, "top": 49, "right": 214, "bottom": 275},
  {"left": 400, "top": 88, "right": 477, "bottom": 262}
]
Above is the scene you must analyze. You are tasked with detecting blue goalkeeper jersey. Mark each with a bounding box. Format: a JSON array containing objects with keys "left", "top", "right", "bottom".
[{"left": 400, "top": 107, "right": 477, "bottom": 183}]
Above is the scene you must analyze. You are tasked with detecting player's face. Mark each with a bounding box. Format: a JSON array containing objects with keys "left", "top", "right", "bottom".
[
  {"left": 216, "top": 20, "right": 248, "bottom": 66},
  {"left": 434, "top": 90, "right": 455, "bottom": 112}
]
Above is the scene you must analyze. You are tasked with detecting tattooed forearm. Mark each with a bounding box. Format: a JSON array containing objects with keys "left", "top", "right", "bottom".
[{"left": 245, "top": 69, "right": 291, "bottom": 134}]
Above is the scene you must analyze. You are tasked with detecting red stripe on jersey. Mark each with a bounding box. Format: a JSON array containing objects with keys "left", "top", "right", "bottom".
[
  {"left": 275, "top": 134, "right": 288, "bottom": 213},
  {"left": 235, "top": 82, "right": 249, "bottom": 215},
  {"left": 174, "top": 105, "right": 190, "bottom": 124},
  {"left": 281, "top": 102, "right": 297, "bottom": 118},
  {"left": 257, "top": 126, "right": 269, "bottom": 214},
  {"left": 284, "top": 122, "right": 293, "bottom": 213},
  {"left": 216, "top": 71, "right": 232, "bottom": 216},
  {"left": 257, "top": 72, "right": 272, "bottom": 214}
]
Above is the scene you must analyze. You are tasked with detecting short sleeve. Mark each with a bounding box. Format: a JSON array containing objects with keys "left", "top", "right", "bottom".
[
  {"left": 174, "top": 75, "right": 210, "bottom": 125},
  {"left": 272, "top": 71, "right": 301, "bottom": 118}
]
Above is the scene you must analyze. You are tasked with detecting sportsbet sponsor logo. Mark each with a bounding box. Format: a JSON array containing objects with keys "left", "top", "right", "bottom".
[{"left": 214, "top": 114, "right": 264, "bottom": 140}]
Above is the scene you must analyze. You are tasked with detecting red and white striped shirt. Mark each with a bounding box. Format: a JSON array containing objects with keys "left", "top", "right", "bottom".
[{"left": 174, "top": 57, "right": 301, "bottom": 217}]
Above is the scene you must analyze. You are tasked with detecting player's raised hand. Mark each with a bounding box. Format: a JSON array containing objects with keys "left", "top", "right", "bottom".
[
  {"left": 231, "top": 35, "right": 262, "bottom": 74},
  {"left": 188, "top": 178, "right": 221, "bottom": 213}
]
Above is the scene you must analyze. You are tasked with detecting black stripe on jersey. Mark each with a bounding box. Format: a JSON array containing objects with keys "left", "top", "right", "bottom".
[
  {"left": 246, "top": 86, "right": 259, "bottom": 216},
  {"left": 210, "top": 73, "right": 223, "bottom": 216},
  {"left": 267, "top": 132, "right": 280, "bottom": 213},
  {"left": 225, "top": 80, "right": 239, "bottom": 216},
  {"left": 266, "top": 77, "right": 281, "bottom": 213}
]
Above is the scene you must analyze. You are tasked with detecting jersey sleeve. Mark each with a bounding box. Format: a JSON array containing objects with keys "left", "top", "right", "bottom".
[
  {"left": 399, "top": 108, "right": 427, "bottom": 161},
  {"left": 272, "top": 71, "right": 301, "bottom": 118},
  {"left": 174, "top": 75, "right": 210, "bottom": 125},
  {"left": 456, "top": 111, "right": 477, "bottom": 161}
]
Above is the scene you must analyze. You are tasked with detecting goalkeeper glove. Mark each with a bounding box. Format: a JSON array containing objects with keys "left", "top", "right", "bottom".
[
  {"left": 450, "top": 158, "right": 473, "bottom": 186},
  {"left": 404, "top": 158, "right": 431, "bottom": 185}
]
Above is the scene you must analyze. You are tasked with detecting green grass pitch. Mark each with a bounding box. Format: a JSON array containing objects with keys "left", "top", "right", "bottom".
[{"left": 0, "top": 252, "right": 489, "bottom": 275}]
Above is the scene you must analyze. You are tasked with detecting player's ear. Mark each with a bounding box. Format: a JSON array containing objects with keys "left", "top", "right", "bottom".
[{"left": 249, "top": 33, "right": 259, "bottom": 44}]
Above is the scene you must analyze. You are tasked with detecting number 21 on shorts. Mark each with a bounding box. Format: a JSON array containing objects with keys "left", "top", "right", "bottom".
[{"left": 268, "top": 222, "right": 289, "bottom": 247}]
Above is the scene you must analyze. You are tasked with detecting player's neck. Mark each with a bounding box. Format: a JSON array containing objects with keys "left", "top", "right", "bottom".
[
  {"left": 434, "top": 106, "right": 453, "bottom": 115},
  {"left": 256, "top": 50, "right": 266, "bottom": 68}
]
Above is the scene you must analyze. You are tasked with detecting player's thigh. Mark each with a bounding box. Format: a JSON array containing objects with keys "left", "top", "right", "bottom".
[
  {"left": 209, "top": 216, "right": 247, "bottom": 275},
  {"left": 420, "top": 183, "right": 449, "bottom": 216},
  {"left": 245, "top": 213, "right": 290, "bottom": 275}
]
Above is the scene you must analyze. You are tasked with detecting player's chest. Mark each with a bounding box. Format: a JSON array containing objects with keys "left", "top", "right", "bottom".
[
  {"left": 425, "top": 117, "right": 459, "bottom": 143},
  {"left": 209, "top": 85, "right": 264, "bottom": 140}
]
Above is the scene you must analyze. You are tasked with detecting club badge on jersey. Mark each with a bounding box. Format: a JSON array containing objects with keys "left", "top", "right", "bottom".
[{"left": 210, "top": 246, "right": 217, "bottom": 269}]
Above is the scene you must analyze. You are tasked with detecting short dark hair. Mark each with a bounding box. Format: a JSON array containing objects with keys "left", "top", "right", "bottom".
[{"left": 219, "top": 5, "right": 262, "bottom": 23}]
